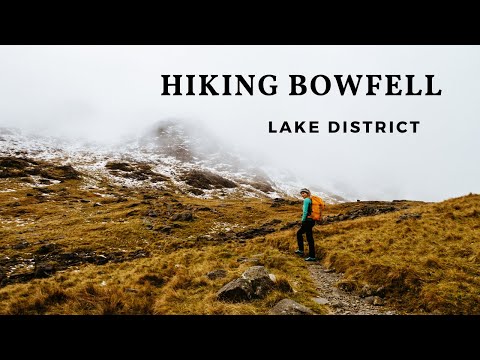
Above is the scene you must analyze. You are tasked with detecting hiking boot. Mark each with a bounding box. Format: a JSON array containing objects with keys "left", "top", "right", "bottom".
[
  {"left": 305, "top": 257, "right": 317, "bottom": 262},
  {"left": 294, "top": 250, "right": 304, "bottom": 256}
]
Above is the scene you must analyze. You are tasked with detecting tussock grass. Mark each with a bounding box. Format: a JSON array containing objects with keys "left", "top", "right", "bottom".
[{"left": 1, "top": 175, "right": 479, "bottom": 314}]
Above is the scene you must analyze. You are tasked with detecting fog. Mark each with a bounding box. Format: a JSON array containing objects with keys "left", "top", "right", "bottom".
[{"left": 0, "top": 45, "right": 479, "bottom": 201}]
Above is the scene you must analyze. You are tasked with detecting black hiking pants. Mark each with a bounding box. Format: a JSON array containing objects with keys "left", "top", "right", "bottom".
[{"left": 297, "top": 220, "right": 315, "bottom": 258}]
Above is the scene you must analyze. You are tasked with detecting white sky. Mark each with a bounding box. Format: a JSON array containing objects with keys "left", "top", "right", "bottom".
[{"left": 0, "top": 45, "right": 479, "bottom": 202}]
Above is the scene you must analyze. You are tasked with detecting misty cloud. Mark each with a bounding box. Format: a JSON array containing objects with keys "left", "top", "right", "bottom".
[{"left": 0, "top": 45, "right": 479, "bottom": 201}]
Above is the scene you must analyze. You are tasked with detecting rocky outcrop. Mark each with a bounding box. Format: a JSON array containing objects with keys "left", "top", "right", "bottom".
[
  {"left": 181, "top": 170, "right": 237, "bottom": 190},
  {"left": 319, "top": 203, "right": 400, "bottom": 224},
  {"left": 216, "top": 266, "right": 277, "bottom": 302},
  {"left": 0, "top": 249, "right": 150, "bottom": 288},
  {"left": 364, "top": 296, "right": 385, "bottom": 306},
  {"left": 270, "top": 198, "right": 300, "bottom": 208},
  {"left": 280, "top": 221, "right": 300, "bottom": 230},
  {"left": 105, "top": 161, "right": 168, "bottom": 182},
  {"left": 246, "top": 181, "right": 275, "bottom": 193},
  {"left": 241, "top": 266, "right": 275, "bottom": 298},
  {"left": 217, "top": 278, "right": 253, "bottom": 302},
  {"left": 269, "top": 299, "right": 314, "bottom": 315},
  {"left": 206, "top": 269, "right": 227, "bottom": 280},
  {"left": 359, "top": 284, "right": 386, "bottom": 298},
  {"left": 0, "top": 156, "right": 80, "bottom": 181},
  {"left": 171, "top": 211, "right": 194, "bottom": 221}
]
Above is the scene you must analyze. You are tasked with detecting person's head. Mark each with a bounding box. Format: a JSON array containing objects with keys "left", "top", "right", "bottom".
[{"left": 300, "top": 188, "right": 311, "bottom": 198}]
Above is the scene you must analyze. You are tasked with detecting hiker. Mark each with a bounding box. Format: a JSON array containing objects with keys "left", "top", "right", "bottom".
[{"left": 295, "top": 188, "right": 316, "bottom": 261}]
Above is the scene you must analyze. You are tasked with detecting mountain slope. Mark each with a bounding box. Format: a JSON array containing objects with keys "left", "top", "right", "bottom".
[
  {"left": 2, "top": 121, "right": 478, "bottom": 314},
  {"left": 0, "top": 159, "right": 478, "bottom": 314},
  {"left": 0, "top": 122, "right": 345, "bottom": 202}
]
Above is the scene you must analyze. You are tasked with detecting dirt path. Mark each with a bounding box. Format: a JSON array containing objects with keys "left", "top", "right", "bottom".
[{"left": 307, "top": 263, "right": 397, "bottom": 315}]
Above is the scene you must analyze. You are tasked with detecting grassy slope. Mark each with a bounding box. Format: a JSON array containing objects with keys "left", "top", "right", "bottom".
[{"left": 0, "top": 175, "right": 479, "bottom": 314}]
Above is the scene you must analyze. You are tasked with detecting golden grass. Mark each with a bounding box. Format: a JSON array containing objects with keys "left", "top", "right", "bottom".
[{"left": 1, "top": 174, "right": 479, "bottom": 314}]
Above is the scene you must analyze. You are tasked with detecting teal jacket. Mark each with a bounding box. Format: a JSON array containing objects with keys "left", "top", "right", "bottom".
[{"left": 302, "top": 197, "right": 312, "bottom": 222}]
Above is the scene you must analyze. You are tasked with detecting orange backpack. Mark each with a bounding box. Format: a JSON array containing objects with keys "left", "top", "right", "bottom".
[{"left": 309, "top": 195, "right": 326, "bottom": 221}]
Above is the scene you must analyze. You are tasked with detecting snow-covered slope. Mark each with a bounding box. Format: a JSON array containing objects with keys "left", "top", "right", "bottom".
[{"left": 0, "top": 121, "right": 345, "bottom": 203}]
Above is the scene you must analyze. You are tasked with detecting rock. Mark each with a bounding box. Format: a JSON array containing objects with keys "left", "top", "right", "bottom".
[
  {"left": 236, "top": 226, "right": 275, "bottom": 239},
  {"left": 225, "top": 231, "right": 237, "bottom": 239},
  {"left": 189, "top": 188, "right": 205, "bottom": 195},
  {"left": 364, "top": 296, "right": 384, "bottom": 305},
  {"left": 375, "top": 286, "right": 386, "bottom": 297},
  {"left": 247, "top": 181, "right": 275, "bottom": 193},
  {"left": 270, "top": 198, "right": 299, "bottom": 208},
  {"left": 106, "top": 162, "right": 134, "bottom": 172},
  {"left": 269, "top": 299, "right": 314, "bottom": 315},
  {"left": 331, "top": 300, "right": 346, "bottom": 309},
  {"left": 242, "top": 266, "right": 275, "bottom": 298},
  {"left": 337, "top": 280, "right": 356, "bottom": 292},
  {"left": 360, "top": 284, "right": 374, "bottom": 298},
  {"left": 40, "top": 164, "right": 81, "bottom": 181},
  {"left": 217, "top": 278, "right": 253, "bottom": 302},
  {"left": 12, "top": 241, "right": 30, "bottom": 250},
  {"left": 35, "top": 263, "right": 55, "bottom": 278},
  {"left": 159, "top": 226, "right": 172, "bottom": 234},
  {"left": 126, "top": 210, "right": 139, "bottom": 217},
  {"left": 35, "top": 243, "right": 59, "bottom": 255},
  {"left": 206, "top": 269, "right": 227, "bottom": 280},
  {"left": 373, "top": 296, "right": 385, "bottom": 306},
  {"left": 93, "top": 202, "right": 102, "bottom": 207},
  {"left": 214, "top": 231, "right": 235, "bottom": 241},
  {"left": 181, "top": 170, "right": 237, "bottom": 190},
  {"left": 262, "top": 219, "right": 282, "bottom": 226},
  {"left": 171, "top": 211, "right": 194, "bottom": 221},
  {"left": 268, "top": 273, "right": 277, "bottom": 283},
  {"left": 313, "top": 297, "right": 329, "bottom": 305},
  {"left": 146, "top": 210, "right": 158, "bottom": 217}
]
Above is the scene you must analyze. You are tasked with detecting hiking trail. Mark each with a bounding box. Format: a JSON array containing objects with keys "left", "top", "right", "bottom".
[{"left": 307, "top": 263, "right": 398, "bottom": 315}]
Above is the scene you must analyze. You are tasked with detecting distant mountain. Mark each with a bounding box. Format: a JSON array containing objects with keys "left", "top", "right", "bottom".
[{"left": 0, "top": 121, "right": 345, "bottom": 203}]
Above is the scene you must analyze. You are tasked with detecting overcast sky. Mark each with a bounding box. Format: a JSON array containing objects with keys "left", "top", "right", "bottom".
[{"left": 0, "top": 45, "right": 479, "bottom": 201}]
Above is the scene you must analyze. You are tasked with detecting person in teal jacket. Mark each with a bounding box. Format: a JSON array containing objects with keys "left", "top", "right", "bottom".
[{"left": 295, "top": 188, "right": 316, "bottom": 261}]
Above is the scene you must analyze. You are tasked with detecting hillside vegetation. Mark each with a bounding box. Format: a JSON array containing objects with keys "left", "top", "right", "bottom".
[{"left": 0, "top": 160, "right": 479, "bottom": 314}]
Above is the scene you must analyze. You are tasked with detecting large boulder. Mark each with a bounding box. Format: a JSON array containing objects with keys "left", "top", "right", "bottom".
[
  {"left": 206, "top": 269, "right": 227, "bottom": 280},
  {"left": 216, "top": 278, "right": 254, "bottom": 302},
  {"left": 242, "top": 266, "right": 275, "bottom": 299},
  {"left": 217, "top": 266, "right": 278, "bottom": 303},
  {"left": 171, "top": 211, "right": 194, "bottom": 221},
  {"left": 269, "top": 299, "right": 315, "bottom": 315}
]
